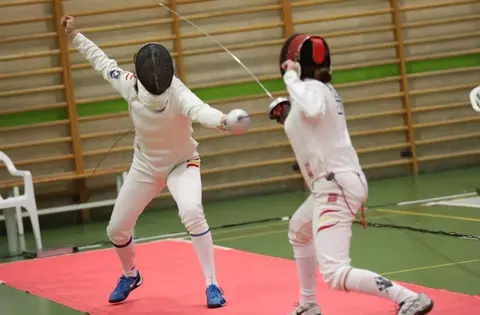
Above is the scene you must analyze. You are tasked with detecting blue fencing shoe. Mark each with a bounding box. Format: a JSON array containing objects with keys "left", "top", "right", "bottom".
[
  {"left": 108, "top": 272, "right": 143, "bottom": 303},
  {"left": 206, "top": 284, "right": 226, "bottom": 308}
]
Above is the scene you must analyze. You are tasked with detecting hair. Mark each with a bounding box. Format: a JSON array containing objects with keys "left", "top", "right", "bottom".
[
  {"left": 299, "top": 39, "right": 332, "bottom": 83},
  {"left": 300, "top": 65, "right": 332, "bottom": 83},
  {"left": 314, "top": 67, "right": 332, "bottom": 83}
]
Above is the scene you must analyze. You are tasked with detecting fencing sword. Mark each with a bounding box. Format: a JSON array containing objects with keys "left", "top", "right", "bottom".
[
  {"left": 158, "top": 2, "right": 275, "bottom": 100},
  {"left": 90, "top": 4, "right": 278, "bottom": 179}
]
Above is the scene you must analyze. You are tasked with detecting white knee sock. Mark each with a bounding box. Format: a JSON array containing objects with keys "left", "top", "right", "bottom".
[
  {"left": 114, "top": 237, "right": 138, "bottom": 277},
  {"left": 344, "top": 268, "right": 418, "bottom": 304},
  {"left": 293, "top": 243, "right": 317, "bottom": 305},
  {"left": 190, "top": 229, "right": 218, "bottom": 287}
]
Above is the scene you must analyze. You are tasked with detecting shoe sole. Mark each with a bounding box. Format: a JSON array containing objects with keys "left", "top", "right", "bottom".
[
  {"left": 290, "top": 310, "right": 321, "bottom": 315},
  {"left": 416, "top": 300, "right": 434, "bottom": 315},
  {"left": 207, "top": 304, "right": 225, "bottom": 309},
  {"left": 207, "top": 299, "right": 226, "bottom": 309}
]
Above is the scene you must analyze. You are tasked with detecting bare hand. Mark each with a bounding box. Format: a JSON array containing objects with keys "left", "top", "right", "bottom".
[
  {"left": 61, "top": 15, "right": 78, "bottom": 39},
  {"left": 281, "top": 60, "right": 299, "bottom": 73}
]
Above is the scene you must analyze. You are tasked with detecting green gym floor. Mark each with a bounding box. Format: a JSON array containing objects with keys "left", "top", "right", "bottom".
[{"left": 1, "top": 166, "right": 480, "bottom": 314}]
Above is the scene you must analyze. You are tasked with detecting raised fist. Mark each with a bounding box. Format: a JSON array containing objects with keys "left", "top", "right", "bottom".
[{"left": 60, "top": 15, "right": 78, "bottom": 39}]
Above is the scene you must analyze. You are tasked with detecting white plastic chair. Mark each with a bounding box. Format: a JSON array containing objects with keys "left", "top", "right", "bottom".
[
  {"left": 470, "top": 86, "right": 480, "bottom": 113},
  {"left": 0, "top": 151, "right": 42, "bottom": 251}
]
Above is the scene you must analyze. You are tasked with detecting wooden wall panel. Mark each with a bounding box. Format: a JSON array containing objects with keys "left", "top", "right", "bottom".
[{"left": 1, "top": 0, "right": 478, "bottom": 212}]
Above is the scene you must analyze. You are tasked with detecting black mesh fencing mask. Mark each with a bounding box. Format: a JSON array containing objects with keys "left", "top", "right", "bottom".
[{"left": 134, "top": 43, "right": 174, "bottom": 95}]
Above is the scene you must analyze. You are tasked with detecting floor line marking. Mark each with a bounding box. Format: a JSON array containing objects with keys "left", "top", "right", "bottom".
[
  {"left": 396, "top": 192, "right": 477, "bottom": 206},
  {"left": 382, "top": 258, "right": 480, "bottom": 276},
  {"left": 424, "top": 196, "right": 480, "bottom": 209},
  {"left": 215, "top": 229, "right": 287, "bottom": 243},
  {"left": 376, "top": 209, "right": 480, "bottom": 222},
  {"left": 134, "top": 212, "right": 407, "bottom": 244},
  {"left": 214, "top": 213, "right": 411, "bottom": 243},
  {"left": 79, "top": 212, "right": 420, "bottom": 251},
  {"left": 132, "top": 221, "right": 290, "bottom": 244}
]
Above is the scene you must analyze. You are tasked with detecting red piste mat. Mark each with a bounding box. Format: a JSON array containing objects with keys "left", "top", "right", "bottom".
[{"left": 0, "top": 240, "right": 479, "bottom": 314}]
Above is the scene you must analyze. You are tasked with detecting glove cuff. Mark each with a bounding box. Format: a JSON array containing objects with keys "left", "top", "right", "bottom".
[{"left": 216, "top": 114, "right": 228, "bottom": 131}]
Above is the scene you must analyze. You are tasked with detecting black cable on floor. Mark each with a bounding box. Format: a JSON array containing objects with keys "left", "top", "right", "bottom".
[{"left": 4, "top": 207, "right": 478, "bottom": 260}]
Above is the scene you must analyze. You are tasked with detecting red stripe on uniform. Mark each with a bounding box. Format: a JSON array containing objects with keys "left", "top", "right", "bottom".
[
  {"left": 187, "top": 164, "right": 199, "bottom": 168},
  {"left": 319, "top": 209, "right": 339, "bottom": 218},
  {"left": 316, "top": 222, "right": 339, "bottom": 233},
  {"left": 327, "top": 193, "right": 338, "bottom": 203}
]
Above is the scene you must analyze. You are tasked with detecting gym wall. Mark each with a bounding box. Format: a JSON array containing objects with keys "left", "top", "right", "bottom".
[{"left": 0, "top": 0, "right": 479, "bottom": 213}]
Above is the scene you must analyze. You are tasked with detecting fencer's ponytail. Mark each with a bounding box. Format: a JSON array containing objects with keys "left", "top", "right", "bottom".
[{"left": 314, "top": 67, "right": 332, "bottom": 83}]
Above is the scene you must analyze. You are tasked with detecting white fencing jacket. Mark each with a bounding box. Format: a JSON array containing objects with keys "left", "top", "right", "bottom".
[
  {"left": 73, "top": 33, "right": 225, "bottom": 175},
  {"left": 282, "top": 69, "right": 364, "bottom": 190}
]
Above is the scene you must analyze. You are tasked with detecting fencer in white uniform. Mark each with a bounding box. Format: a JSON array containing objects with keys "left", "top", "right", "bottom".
[
  {"left": 62, "top": 15, "right": 249, "bottom": 308},
  {"left": 269, "top": 34, "right": 434, "bottom": 315}
]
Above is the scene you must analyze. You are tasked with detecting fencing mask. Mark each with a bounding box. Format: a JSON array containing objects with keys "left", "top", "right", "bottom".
[
  {"left": 134, "top": 43, "right": 174, "bottom": 95},
  {"left": 279, "top": 33, "right": 331, "bottom": 81}
]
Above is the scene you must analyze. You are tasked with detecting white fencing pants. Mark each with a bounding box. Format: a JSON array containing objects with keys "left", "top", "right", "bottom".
[
  {"left": 289, "top": 171, "right": 421, "bottom": 306},
  {"left": 312, "top": 171, "right": 368, "bottom": 290},
  {"left": 106, "top": 166, "right": 162, "bottom": 245},
  {"left": 106, "top": 156, "right": 206, "bottom": 245},
  {"left": 289, "top": 171, "right": 368, "bottom": 290},
  {"left": 106, "top": 157, "right": 219, "bottom": 286}
]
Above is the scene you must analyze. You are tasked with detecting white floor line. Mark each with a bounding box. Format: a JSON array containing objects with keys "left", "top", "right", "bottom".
[
  {"left": 78, "top": 244, "right": 103, "bottom": 251},
  {"left": 76, "top": 232, "right": 188, "bottom": 251},
  {"left": 424, "top": 196, "right": 480, "bottom": 208},
  {"left": 425, "top": 201, "right": 480, "bottom": 208},
  {"left": 398, "top": 192, "right": 477, "bottom": 206},
  {"left": 135, "top": 231, "right": 188, "bottom": 243}
]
